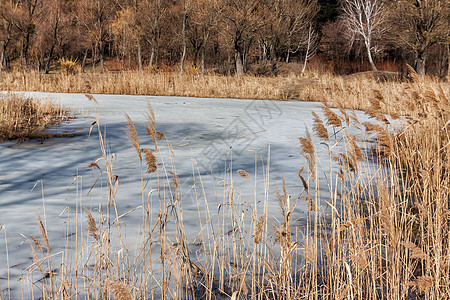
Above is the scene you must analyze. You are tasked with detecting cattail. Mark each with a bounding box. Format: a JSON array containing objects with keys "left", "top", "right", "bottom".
[
  {"left": 311, "top": 111, "right": 329, "bottom": 141},
  {"left": 237, "top": 169, "right": 250, "bottom": 179},
  {"left": 107, "top": 280, "right": 133, "bottom": 300},
  {"left": 141, "top": 148, "right": 157, "bottom": 173},
  {"left": 36, "top": 213, "right": 50, "bottom": 253},
  {"left": 125, "top": 113, "right": 141, "bottom": 161},
  {"left": 83, "top": 207, "right": 99, "bottom": 241}
]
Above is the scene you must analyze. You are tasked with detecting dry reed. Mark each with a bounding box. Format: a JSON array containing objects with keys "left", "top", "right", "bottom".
[
  {"left": 0, "top": 93, "right": 70, "bottom": 142},
  {"left": 6, "top": 70, "right": 449, "bottom": 299}
]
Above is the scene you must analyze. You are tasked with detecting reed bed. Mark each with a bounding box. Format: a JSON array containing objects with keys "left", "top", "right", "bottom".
[
  {"left": 1, "top": 70, "right": 449, "bottom": 299},
  {"left": 1, "top": 70, "right": 445, "bottom": 112},
  {"left": 0, "top": 93, "right": 69, "bottom": 142}
]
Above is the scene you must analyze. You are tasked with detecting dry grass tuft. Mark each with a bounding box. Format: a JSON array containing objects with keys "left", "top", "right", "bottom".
[{"left": 0, "top": 93, "right": 69, "bottom": 142}]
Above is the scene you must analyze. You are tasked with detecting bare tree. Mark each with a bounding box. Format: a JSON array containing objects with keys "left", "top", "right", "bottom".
[
  {"left": 301, "top": 23, "right": 319, "bottom": 73},
  {"left": 340, "top": 0, "right": 387, "bottom": 71},
  {"left": 16, "top": 0, "right": 40, "bottom": 68},
  {"left": 220, "top": 0, "right": 268, "bottom": 74},
  {"left": 179, "top": 0, "right": 191, "bottom": 74},
  {"left": 140, "top": 0, "right": 168, "bottom": 68},
  {"left": 112, "top": 8, "right": 138, "bottom": 71},
  {"left": 189, "top": 0, "right": 221, "bottom": 73},
  {"left": 0, "top": 1, "right": 22, "bottom": 71},
  {"left": 76, "top": 0, "right": 116, "bottom": 72},
  {"left": 392, "top": 0, "right": 449, "bottom": 75}
]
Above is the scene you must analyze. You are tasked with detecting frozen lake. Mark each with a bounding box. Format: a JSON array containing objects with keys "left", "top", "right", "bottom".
[{"left": 0, "top": 93, "right": 372, "bottom": 297}]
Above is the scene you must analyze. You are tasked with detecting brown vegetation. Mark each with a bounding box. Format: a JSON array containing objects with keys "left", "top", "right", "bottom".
[
  {"left": 1, "top": 68, "right": 446, "bottom": 113},
  {"left": 0, "top": 93, "right": 70, "bottom": 142},
  {"left": 0, "top": 0, "right": 448, "bottom": 76},
  {"left": 5, "top": 70, "right": 447, "bottom": 299}
]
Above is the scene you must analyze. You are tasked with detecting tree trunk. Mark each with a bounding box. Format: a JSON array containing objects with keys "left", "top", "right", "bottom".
[
  {"left": 447, "top": 42, "right": 450, "bottom": 79},
  {"left": 45, "top": 17, "right": 59, "bottom": 74},
  {"left": 414, "top": 52, "right": 426, "bottom": 75},
  {"left": 0, "top": 41, "right": 7, "bottom": 72},
  {"left": 201, "top": 47, "right": 205, "bottom": 74},
  {"left": 365, "top": 40, "right": 377, "bottom": 71},
  {"left": 137, "top": 39, "right": 142, "bottom": 71},
  {"left": 98, "top": 36, "right": 104, "bottom": 72},
  {"left": 235, "top": 50, "right": 244, "bottom": 75},
  {"left": 301, "top": 45, "right": 310, "bottom": 74},
  {"left": 81, "top": 49, "right": 88, "bottom": 73},
  {"left": 179, "top": 8, "right": 187, "bottom": 75},
  {"left": 0, "top": 45, "right": 5, "bottom": 72},
  {"left": 45, "top": 43, "right": 55, "bottom": 74},
  {"left": 149, "top": 41, "right": 155, "bottom": 67}
]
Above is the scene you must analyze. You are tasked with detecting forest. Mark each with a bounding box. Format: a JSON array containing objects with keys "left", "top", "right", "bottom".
[{"left": 0, "top": 0, "right": 449, "bottom": 77}]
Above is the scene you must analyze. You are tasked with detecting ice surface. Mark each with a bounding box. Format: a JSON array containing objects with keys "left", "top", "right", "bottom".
[{"left": 0, "top": 92, "right": 374, "bottom": 297}]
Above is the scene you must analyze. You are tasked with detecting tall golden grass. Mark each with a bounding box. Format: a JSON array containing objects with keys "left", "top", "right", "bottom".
[
  {"left": 0, "top": 93, "right": 69, "bottom": 142},
  {"left": 1, "top": 69, "right": 443, "bottom": 111},
  {"left": 2, "top": 70, "right": 449, "bottom": 299}
]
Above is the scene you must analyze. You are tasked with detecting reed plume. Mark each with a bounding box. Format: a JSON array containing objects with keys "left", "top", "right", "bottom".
[
  {"left": 107, "top": 280, "right": 133, "bottom": 300},
  {"left": 36, "top": 213, "right": 50, "bottom": 253},
  {"left": 254, "top": 215, "right": 266, "bottom": 244},
  {"left": 312, "top": 111, "right": 328, "bottom": 142},
  {"left": 83, "top": 207, "right": 100, "bottom": 241},
  {"left": 237, "top": 169, "right": 251, "bottom": 179},
  {"left": 321, "top": 105, "right": 342, "bottom": 128},
  {"left": 125, "top": 113, "right": 141, "bottom": 161},
  {"left": 141, "top": 148, "right": 157, "bottom": 173}
]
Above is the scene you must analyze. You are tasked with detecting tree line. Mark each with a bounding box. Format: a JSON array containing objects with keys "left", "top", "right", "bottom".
[{"left": 0, "top": 0, "right": 448, "bottom": 75}]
